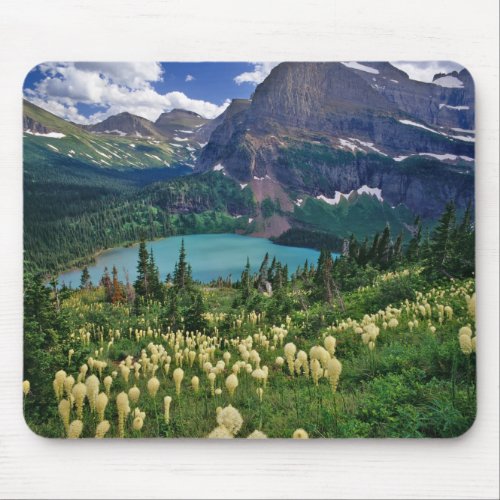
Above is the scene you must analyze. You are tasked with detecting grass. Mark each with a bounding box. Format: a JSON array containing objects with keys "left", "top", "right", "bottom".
[{"left": 23, "top": 274, "right": 476, "bottom": 439}]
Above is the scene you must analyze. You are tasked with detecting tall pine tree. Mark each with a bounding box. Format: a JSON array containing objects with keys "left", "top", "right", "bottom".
[
  {"left": 134, "top": 240, "right": 149, "bottom": 299},
  {"left": 427, "top": 201, "right": 456, "bottom": 277}
]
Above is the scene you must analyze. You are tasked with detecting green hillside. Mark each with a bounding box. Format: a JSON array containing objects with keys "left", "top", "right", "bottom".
[
  {"left": 292, "top": 193, "right": 415, "bottom": 241},
  {"left": 23, "top": 99, "right": 193, "bottom": 169}
]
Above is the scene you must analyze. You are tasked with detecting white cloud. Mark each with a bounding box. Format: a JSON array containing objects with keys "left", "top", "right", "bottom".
[
  {"left": 25, "top": 62, "right": 229, "bottom": 124},
  {"left": 234, "top": 62, "right": 279, "bottom": 85},
  {"left": 74, "top": 62, "right": 163, "bottom": 88},
  {"left": 185, "top": 74, "right": 195, "bottom": 82},
  {"left": 390, "top": 61, "right": 464, "bottom": 83}
]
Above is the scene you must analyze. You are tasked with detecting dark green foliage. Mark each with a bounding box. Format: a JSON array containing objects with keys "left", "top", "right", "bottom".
[
  {"left": 173, "top": 239, "right": 191, "bottom": 290},
  {"left": 183, "top": 288, "right": 208, "bottom": 332},
  {"left": 261, "top": 198, "right": 281, "bottom": 218},
  {"left": 25, "top": 167, "right": 256, "bottom": 274},
  {"left": 406, "top": 215, "right": 422, "bottom": 262},
  {"left": 80, "top": 266, "right": 91, "bottom": 289},
  {"left": 239, "top": 257, "right": 252, "bottom": 300},
  {"left": 292, "top": 194, "right": 415, "bottom": 243},
  {"left": 271, "top": 228, "right": 343, "bottom": 252},
  {"left": 424, "top": 201, "right": 475, "bottom": 280},
  {"left": 314, "top": 248, "right": 336, "bottom": 304},
  {"left": 134, "top": 240, "right": 164, "bottom": 304},
  {"left": 23, "top": 271, "right": 70, "bottom": 421},
  {"left": 256, "top": 252, "right": 270, "bottom": 292}
]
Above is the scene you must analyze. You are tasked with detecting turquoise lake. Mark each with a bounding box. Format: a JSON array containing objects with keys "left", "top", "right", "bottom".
[{"left": 59, "top": 233, "right": 335, "bottom": 287}]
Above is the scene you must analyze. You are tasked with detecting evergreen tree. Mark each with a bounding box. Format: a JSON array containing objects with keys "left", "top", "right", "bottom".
[
  {"left": 368, "top": 233, "right": 380, "bottom": 262},
  {"left": 24, "top": 271, "right": 68, "bottom": 412},
  {"left": 427, "top": 201, "right": 456, "bottom": 277},
  {"left": 165, "top": 288, "right": 180, "bottom": 328},
  {"left": 268, "top": 256, "right": 277, "bottom": 282},
  {"left": 184, "top": 289, "right": 207, "bottom": 332},
  {"left": 257, "top": 252, "right": 269, "bottom": 292},
  {"left": 393, "top": 232, "right": 403, "bottom": 262},
  {"left": 282, "top": 264, "right": 289, "bottom": 286},
  {"left": 272, "top": 261, "right": 283, "bottom": 291},
  {"left": 111, "top": 266, "right": 125, "bottom": 304},
  {"left": 377, "top": 225, "right": 391, "bottom": 267},
  {"left": 124, "top": 270, "right": 135, "bottom": 304},
  {"left": 315, "top": 249, "right": 335, "bottom": 304},
  {"left": 80, "top": 266, "right": 91, "bottom": 289},
  {"left": 147, "top": 248, "right": 163, "bottom": 301},
  {"left": 348, "top": 234, "right": 359, "bottom": 260},
  {"left": 406, "top": 215, "right": 422, "bottom": 262},
  {"left": 134, "top": 240, "right": 149, "bottom": 299},
  {"left": 173, "top": 239, "right": 189, "bottom": 290},
  {"left": 240, "top": 257, "right": 252, "bottom": 300},
  {"left": 358, "top": 237, "right": 369, "bottom": 266},
  {"left": 447, "top": 202, "right": 474, "bottom": 278},
  {"left": 101, "top": 267, "right": 113, "bottom": 302}
]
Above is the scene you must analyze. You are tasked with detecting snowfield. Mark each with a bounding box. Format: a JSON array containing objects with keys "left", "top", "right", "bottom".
[{"left": 341, "top": 61, "right": 379, "bottom": 74}]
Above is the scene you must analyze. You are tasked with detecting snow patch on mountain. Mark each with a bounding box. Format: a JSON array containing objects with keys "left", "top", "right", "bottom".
[
  {"left": 399, "top": 119, "right": 443, "bottom": 135},
  {"left": 439, "top": 104, "right": 469, "bottom": 111},
  {"left": 317, "top": 185, "right": 383, "bottom": 206},
  {"left": 349, "top": 138, "right": 388, "bottom": 156},
  {"left": 338, "top": 138, "right": 363, "bottom": 153},
  {"left": 395, "top": 153, "right": 474, "bottom": 163},
  {"left": 341, "top": 62, "right": 379, "bottom": 74},
  {"left": 451, "top": 135, "right": 475, "bottom": 142},
  {"left": 104, "top": 129, "right": 127, "bottom": 136},
  {"left": 419, "top": 153, "right": 474, "bottom": 162},
  {"left": 357, "top": 185, "right": 383, "bottom": 200},
  {"left": 26, "top": 130, "right": 66, "bottom": 139},
  {"left": 213, "top": 163, "right": 224, "bottom": 171}
]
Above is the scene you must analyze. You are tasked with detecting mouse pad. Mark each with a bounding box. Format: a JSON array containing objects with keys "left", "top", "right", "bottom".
[{"left": 23, "top": 61, "right": 476, "bottom": 438}]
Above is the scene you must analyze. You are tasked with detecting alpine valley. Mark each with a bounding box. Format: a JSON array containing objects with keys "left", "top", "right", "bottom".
[
  {"left": 24, "top": 62, "right": 474, "bottom": 274},
  {"left": 23, "top": 62, "right": 477, "bottom": 440}
]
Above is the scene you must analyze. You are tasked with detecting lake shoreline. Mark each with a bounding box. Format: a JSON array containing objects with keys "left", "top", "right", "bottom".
[{"left": 58, "top": 233, "right": 334, "bottom": 288}]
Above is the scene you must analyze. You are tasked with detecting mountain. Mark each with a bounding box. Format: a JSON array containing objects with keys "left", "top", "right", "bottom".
[
  {"left": 23, "top": 62, "right": 476, "bottom": 272},
  {"left": 196, "top": 62, "right": 474, "bottom": 236},
  {"left": 82, "top": 107, "right": 215, "bottom": 167},
  {"left": 83, "top": 112, "right": 163, "bottom": 139},
  {"left": 23, "top": 99, "right": 179, "bottom": 169},
  {"left": 154, "top": 108, "right": 209, "bottom": 137}
]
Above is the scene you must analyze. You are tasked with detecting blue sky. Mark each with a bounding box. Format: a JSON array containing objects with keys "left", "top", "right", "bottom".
[
  {"left": 23, "top": 61, "right": 463, "bottom": 124},
  {"left": 23, "top": 62, "right": 276, "bottom": 124}
]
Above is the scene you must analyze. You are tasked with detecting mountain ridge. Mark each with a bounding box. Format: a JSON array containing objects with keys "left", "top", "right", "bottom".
[{"left": 196, "top": 62, "right": 474, "bottom": 233}]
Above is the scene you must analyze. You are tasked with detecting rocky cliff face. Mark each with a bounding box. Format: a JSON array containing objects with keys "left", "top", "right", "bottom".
[
  {"left": 23, "top": 115, "right": 51, "bottom": 134},
  {"left": 197, "top": 62, "right": 474, "bottom": 221}
]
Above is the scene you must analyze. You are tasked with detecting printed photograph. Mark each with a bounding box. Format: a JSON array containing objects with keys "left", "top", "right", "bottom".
[{"left": 23, "top": 61, "right": 476, "bottom": 438}]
